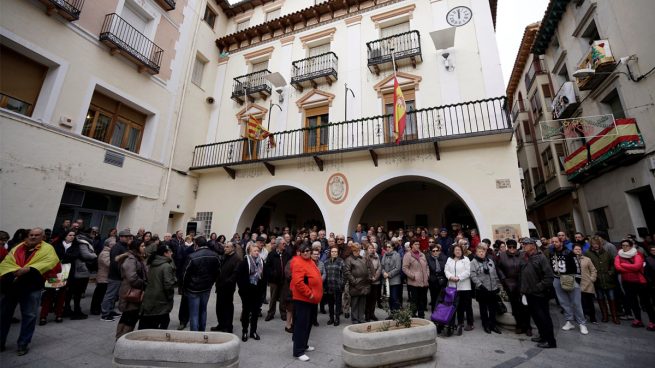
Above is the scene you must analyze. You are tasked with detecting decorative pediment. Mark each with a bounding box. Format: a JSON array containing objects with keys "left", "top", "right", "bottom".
[
  {"left": 296, "top": 89, "right": 335, "bottom": 112},
  {"left": 236, "top": 103, "right": 268, "bottom": 122},
  {"left": 373, "top": 71, "right": 422, "bottom": 96}
]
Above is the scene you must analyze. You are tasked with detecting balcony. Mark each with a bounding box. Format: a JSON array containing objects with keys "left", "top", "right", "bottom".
[
  {"left": 533, "top": 181, "right": 547, "bottom": 201},
  {"left": 99, "top": 13, "right": 163, "bottom": 75},
  {"left": 231, "top": 70, "right": 273, "bottom": 105},
  {"left": 291, "top": 52, "right": 338, "bottom": 92},
  {"left": 367, "top": 30, "right": 422, "bottom": 75},
  {"left": 524, "top": 59, "right": 545, "bottom": 92},
  {"left": 551, "top": 81, "right": 579, "bottom": 120},
  {"left": 154, "top": 0, "right": 175, "bottom": 11},
  {"left": 38, "top": 0, "right": 84, "bottom": 21},
  {"left": 575, "top": 40, "right": 617, "bottom": 91},
  {"left": 190, "top": 97, "right": 511, "bottom": 173},
  {"left": 511, "top": 100, "right": 526, "bottom": 123},
  {"left": 563, "top": 118, "right": 645, "bottom": 183}
]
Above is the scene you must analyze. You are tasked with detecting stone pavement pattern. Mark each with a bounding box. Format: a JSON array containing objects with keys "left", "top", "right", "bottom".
[{"left": 1, "top": 283, "right": 653, "bottom": 368}]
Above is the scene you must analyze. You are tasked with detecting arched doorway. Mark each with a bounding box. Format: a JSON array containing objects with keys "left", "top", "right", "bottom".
[
  {"left": 235, "top": 185, "right": 326, "bottom": 235},
  {"left": 347, "top": 176, "right": 478, "bottom": 236}
]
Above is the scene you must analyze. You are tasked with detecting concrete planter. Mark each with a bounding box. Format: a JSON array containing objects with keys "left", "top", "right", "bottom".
[
  {"left": 113, "top": 330, "right": 240, "bottom": 368},
  {"left": 342, "top": 318, "right": 437, "bottom": 368}
]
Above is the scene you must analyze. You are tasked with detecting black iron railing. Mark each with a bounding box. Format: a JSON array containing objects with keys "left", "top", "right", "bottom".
[
  {"left": 291, "top": 52, "right": 338, "bottom": 85},
  {"left": 154, "top": 0, "right": 175, "bottom": 11},
  {"left": 99, "top": 13, "right": 163, "bottom": 74},
  {"left": 524, "top": 59, "right": 545, "bottom": 92},
  {"left": 231, "top": 70, "right": 273, "bottom": 100},
  {"left": 367, "top": 30, "right": 422, "bottom": 68},
  {"left": 534, "top": 181, "right": 547, "bottom": 200},
  {"left": 43, "top": 0, "right": 84, "bottom": 20},
  {"left": 191, "top": 96, "right": 510, "bottom": 169},
  {"left": 511, "top": 100, "right": 525, "bottom": 122}
]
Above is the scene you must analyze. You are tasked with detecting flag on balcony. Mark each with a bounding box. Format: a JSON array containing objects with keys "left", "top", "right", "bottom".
[
  {"left": 245, "top": 115, "right": 270, "bottom": 141},
  {"left": 392, "top": 77, "right": 406, "bottom": 144}
]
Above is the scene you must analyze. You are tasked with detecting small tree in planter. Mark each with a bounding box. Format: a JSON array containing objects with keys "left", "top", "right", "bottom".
[{"left": 377, "top": 298, "right": 415, "bottom": 331}]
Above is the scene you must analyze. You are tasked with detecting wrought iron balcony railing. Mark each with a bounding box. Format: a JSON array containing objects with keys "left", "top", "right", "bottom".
[
  {"left": 511, "top": 100, "right": 526, "bottom": 122},
  {"left": 99, "top": 13, "right": 163, "bottom": 74},
  {"left": 524, "top": 58, "right": 545, "bottom": 92},
  {"left": 231, "top": 70, "right": 273, "bottom": 105},
  {"left": 191, "top": 96, "right": 510, "bottom": 170},
  {"left": 291, "top": 52, "right": 338, "bottom": 92},
  {"left": 38, "top": 0, "right": 84, "bottom": 21},
  {"left": 154, "top": 0, "right": 175, "bottom": 11},
  {"left": 366, "top": 30, "right": 422, "bottom": 75}
]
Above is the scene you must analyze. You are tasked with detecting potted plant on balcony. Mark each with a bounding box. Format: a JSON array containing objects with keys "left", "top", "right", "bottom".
[{"left": 341, "top": 302, "right": 438, "bottom": 368}]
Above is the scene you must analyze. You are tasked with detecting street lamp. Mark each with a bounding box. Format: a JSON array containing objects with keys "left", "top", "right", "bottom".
[{"left": 344, "top": 83, "right": 355, "bottom": 121}]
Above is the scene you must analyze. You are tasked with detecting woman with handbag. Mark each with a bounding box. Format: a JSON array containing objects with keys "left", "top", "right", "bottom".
[
  {"left": 115, "top": 241, "right": 147, "bottom": 340},
  {"left": 427, "top": 244, "right": 447, "bottom": 312},
  {"left": 470, "top": 243, "right": 502, "bottom": 334},
  {"left": 574, "top": 243, "right": 597, "bottom": 324},
  {"left": 445, "top": 244, "right": 473, "bottom": 335},
  {"left": 552, "top": 236, "right": 588, "bottom": 335},
  {"left": 615, "top": 239, "right": 655, "bottom": 330}
]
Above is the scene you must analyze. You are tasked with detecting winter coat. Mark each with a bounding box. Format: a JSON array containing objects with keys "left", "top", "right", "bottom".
[
  {"left": 519, "top": 252, "right": 554, "bottom": 298},
  {"left": 470, "top": 256, "right": 501, "bottom": 292},
  {"left": 182, "top": 246, "right": 221, "bottom": 294},
  {"left": 579, "top": 255, "right": 597, "bottom": 294},
  {"left": 73, "top": 238, "right": 97, "bottom": 279},
  {"left": 645, "top": 254, "right": 655, "bottom": 285},
  {"left": 368, "top": 253, "right": 382, "bottom": 285},
  {"left": 584, "top": 248, "right": 616, "bottom": 290},
  {"left": 381, "top": 250, "right": 402, "bottom": 286},
  {"left": 344, "top": 254, "right": 372, "bottom": 296},
  {"left": 290, "top": 256, "right": 323, "bottom": 304},
  {"left": 118, "top": 251, "right": 147, "bottom": 312},
  {"left": 615, "top": 252, "right": 647, "bottom": 284},
  {"left": 497, "top": 251, "right": 523, "bottom": 293},
  {"left": 427, "top": 253, "right": 448, "bottom": 288},
  {"left": 141, "top": 255, "right": 176, "bottom": 316},
  {"left": 265, "top": 249, "right": 289, "bottom": 284},
  {"left": 216, "top": 252, "right": 241, "bottom": 291},
  {"left": 108, "top": 241, "right": 128, "bottom": 281},
  {"left": 402, "top": 252, "right": 429, "bottom": 288},
  {"left": 324, "top": 257, "right": 345, "bottom": 294},
  {"left": 444, "top": 257, "right": 471, "bottom": 290},
  {"left": 96, "top": 245, "right": 111, "bottom": 284},
  {"left": 236, "top": 255, "right": 266, "bottom": 298}
]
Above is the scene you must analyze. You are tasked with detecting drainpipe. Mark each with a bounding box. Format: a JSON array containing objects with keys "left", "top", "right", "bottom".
[{"left": 163, "top": 0, "right": 204, "bottom": 205}]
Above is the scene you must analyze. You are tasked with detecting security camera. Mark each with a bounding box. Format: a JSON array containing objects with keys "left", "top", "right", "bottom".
[{"left": 206, "top": 96, "right": 215, "bottom": 104}]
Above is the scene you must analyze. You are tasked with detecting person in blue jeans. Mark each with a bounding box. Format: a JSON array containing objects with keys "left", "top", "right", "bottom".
[
  {"left": 549, "top": 236, "right": 588, "bottom": 335},
  {"left": 182, "top": 236, "right": 220, "bottom": 332},
  {"left": 0, "top": 228, "right": 59, "bottom": 356}
]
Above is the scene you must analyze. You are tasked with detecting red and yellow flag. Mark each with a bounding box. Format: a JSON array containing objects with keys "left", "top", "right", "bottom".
[
  {"left": 392, "top": 76, "right": 406, "bottom": 144},
  {"left": 245, "top": 115, "right": 270, "bottom": 141}
]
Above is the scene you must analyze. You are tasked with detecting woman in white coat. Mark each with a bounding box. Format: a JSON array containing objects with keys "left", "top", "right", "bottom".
[{"left": 445, "top": 244, "right": 474, "bottom": 335}]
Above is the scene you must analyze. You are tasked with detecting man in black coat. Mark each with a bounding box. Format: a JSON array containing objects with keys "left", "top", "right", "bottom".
[
  {"left": 100, "top": 229, "right": 130, "bottom": 321},
  {"left": 520, "top": 238, "right": 556, "bottom": 349},
  {"left": 182, "top": 236, "right": 220, "bottom": 332},
  {"left": 211, "top": 241, "right": 241, "bottom": 333},
  {"left": 497, "top": 239, "right": 533, "bottom": 336},
  {"left": 265, "top": 237, "right": 289, "bottom": 321}
]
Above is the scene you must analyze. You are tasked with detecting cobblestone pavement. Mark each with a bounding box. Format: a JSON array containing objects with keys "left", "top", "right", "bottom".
[{"left": 1, "top": 283, "right": 653, "bottom": 367}]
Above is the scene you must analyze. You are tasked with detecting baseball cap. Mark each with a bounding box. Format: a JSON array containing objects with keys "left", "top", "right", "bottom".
[{"left": 520, "top": 237, "right": 536, "bottom": 245}]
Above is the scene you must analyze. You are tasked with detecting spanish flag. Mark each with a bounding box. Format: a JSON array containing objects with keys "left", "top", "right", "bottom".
[
  {"left": 245, "top": 115, "right": 270, "bottom": 141},
  {"left": 392, "top": 76, "right": 406, "bottom": 144}
]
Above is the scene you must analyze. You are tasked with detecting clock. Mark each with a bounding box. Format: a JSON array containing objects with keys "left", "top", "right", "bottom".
[{"left": 446, "top": 6, "right": 472, "bottom": 27}]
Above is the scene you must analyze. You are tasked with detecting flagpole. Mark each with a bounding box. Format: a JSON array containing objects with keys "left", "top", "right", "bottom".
[
  {"left": 391, "top": 47, "right": 398, "bottom": 143},
  {"left": 390, "top": 47, "right": 397, "bottom": 77}
]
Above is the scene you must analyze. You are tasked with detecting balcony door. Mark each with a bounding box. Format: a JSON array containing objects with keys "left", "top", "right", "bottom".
[
  {"left": 304, "top": 106, "right": 329, "bottom": 153},
  {"left": 383, "top": 89, "right": 416, "bottom": 143},
  {"left": 308, "top": 44, "right": 330, "bottom": 74}
]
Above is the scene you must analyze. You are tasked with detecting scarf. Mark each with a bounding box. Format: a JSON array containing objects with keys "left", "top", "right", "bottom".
[
  {"left": 0, "top": 241, "right": 59, "bottom": 277},
  {"left": 475, "top": 255, "right": 490, "bottom": 274},
  {"left": 618, "top": 247, "right": 637, "bottom": 259},
  {"left": 247, "top": 255, "right": 263, "bottom": 285},
  {"left": 431, "top": 255, "right": 441, "bottom": 272},
  {"left": 411, "top": 250, "right": 421, "bottom": 261}
]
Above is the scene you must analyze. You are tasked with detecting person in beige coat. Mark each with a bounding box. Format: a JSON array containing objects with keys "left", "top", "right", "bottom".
[
  {"left": 90, "top": 238, "right": 115, "bottom": 315},
  {"left": 574, "top": 243, "right": 598, "bottom": 323},
  {"left": 402, "top": 241, "right": 429, "bottom": 318}
]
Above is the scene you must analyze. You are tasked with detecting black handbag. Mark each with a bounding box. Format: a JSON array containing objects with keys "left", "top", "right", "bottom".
[{"left": 496, "top": 293, "right": 507, "bottom": 315}]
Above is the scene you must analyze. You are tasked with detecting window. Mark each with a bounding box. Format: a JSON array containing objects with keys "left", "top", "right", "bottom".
[
  {"left": 530, "top": 93, "right": 541, "bottom": 113},
  {"left": 542, "top": 84, "right": 553, "bottom": 112},
  {"left": 196, "top": 212, "right": 213, "bottom": 237},
  {"left": 531, "top": 167, "right": 541, "bottom": 184},
  {"left": 581, "top": 20, "right": 600, "bottom": 44},
  {"left": 602, "top": 90, "right": 625, "bottom": 119},
  {"left": 304, "top": 106, "right": 329, "bottom": 153},
  {"left": 191, "top": 56, "right": 206, "bottom": 87},
  {"left": 591, "top": 207, "right": 609, "bottom": 233},
  {"left": 523, "top": 169, "right": 532, "bottom": 195},
  {"left": 265, "top": 8, "right": 281, "bottom": 21},
  {"left": 0, "top": 45, "right": 48, "bottom": 117},
  {"left": 81, "top": 91, "right": 147, "bottom": 153},
  {"left": 203, "top": 6, "right": 217, "bottom": 28},
  {"left": 522, "top": 120, "right": 532, "bottom": 142},
  {"left": 554, "top": 143, "right": 566, "bottom": 172},
  {"left": 557, "top": 64, "right": 570, "bottom": 84},
  {"left": 384, "top": 89, "right": 416, "bottom": 143},
  {"left": 251, "top": 60, "right": 269, "bottom": 73},
  {"left": 236, "top": 20, "right": 250, "bottom": 32},
  {"left": 542, "top": 147, "right": 555, "bottom": 179},
  {"left": 381, "top": 21, "right": 410, "bottom": 38},
  {"left": 121, "top": 2, "right": 150, "bottom": 35},
  {"left": 309, "top": 43, "right": 330, "bottom": 57}
]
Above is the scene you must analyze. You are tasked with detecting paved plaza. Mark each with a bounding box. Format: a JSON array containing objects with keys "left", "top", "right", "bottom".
[{"left": 1, "top": 283, "right": 653, "bottom": 368}]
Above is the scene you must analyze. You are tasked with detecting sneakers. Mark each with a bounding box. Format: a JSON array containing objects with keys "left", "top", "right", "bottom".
[
  {"left": 580, "top": 325, "right": 589, "bottom": 335},
  {"left": 562, "top": 321, "right": 575, "bottom": 331},
  {"left": 305, "top": 346, "right": 315, "bottom": 352},
  {"left": 631, "top": 319, "right": 645, "bottom": 328},
  {"left": 100, "top": 316, "right": 115, "bottom": 322},
  {"left": 297, "top": 354, "right": 310, "bottom": 362}
]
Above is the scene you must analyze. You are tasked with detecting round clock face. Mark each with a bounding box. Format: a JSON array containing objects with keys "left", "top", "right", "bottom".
[{"left": 446, "top": 6, "right": 472, "bottom": 27}]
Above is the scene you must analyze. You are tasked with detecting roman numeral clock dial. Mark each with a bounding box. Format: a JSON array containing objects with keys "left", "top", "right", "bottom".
[{"left": 446, "top": 6, "right": 472, "bottom": 27}]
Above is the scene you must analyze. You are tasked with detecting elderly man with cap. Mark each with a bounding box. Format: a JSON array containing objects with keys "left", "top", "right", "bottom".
[
  {"left": 100, "top": 229, "right": 131, "bottom": 322},
  {"left": 519, "top": 237, "right": 556, "bottom": 349}
]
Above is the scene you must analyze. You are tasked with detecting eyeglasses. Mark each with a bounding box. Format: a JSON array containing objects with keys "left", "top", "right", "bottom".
[
  {"left": 431, "top": 249, "right": 440, "bottom": 252},
  {"left": 302, "top": 249, "right": 311, "bottom": 253}
]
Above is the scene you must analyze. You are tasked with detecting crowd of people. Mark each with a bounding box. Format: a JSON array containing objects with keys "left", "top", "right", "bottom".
[{"left": 1, "top": 221, "right": 654, "bottom": 359}]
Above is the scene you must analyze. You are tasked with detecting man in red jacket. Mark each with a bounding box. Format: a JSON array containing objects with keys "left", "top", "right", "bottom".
[{"left": 290, "top": 244, "right": 323, "bottom": 362}]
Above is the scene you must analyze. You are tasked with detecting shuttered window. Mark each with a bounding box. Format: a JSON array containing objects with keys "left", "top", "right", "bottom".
[{"left": 381, "top": 21, "right": 410, "bottom": 38}]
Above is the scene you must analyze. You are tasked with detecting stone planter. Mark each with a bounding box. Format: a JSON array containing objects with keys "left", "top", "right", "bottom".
[
  {"left": 342, "top": 318, "right": 437, "bottom": 368},
  {"left": 113, "top": 330, "right": 240, "bottom": 368}
]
